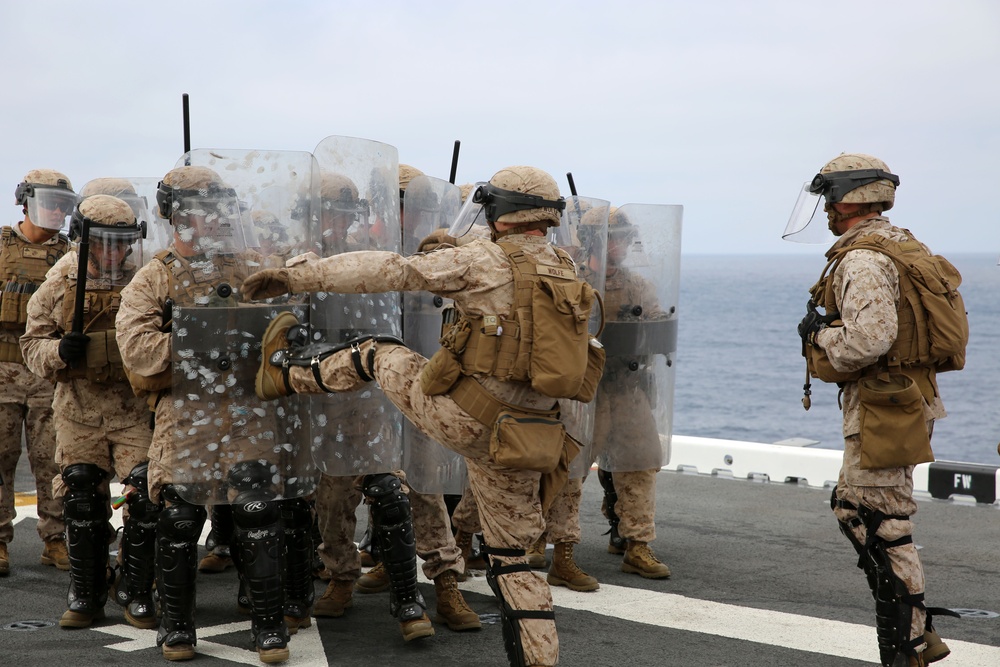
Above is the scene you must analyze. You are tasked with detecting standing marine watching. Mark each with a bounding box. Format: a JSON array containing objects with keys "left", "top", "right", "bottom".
[{"left": 786, "top": 153, "right": 965, "bottom": 667}]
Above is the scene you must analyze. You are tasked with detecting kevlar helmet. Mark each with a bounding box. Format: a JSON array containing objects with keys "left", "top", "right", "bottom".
[
  {"left": 398, "top": 164, "right": 424, "bottom": 201},
  {"left": 16, "top": 168, "right": 77, "bottom": 232},
  {"left": 69, "top": 194, "right": 144, "bottom": 285},
  {"left": 80, "top": 178, "right": 151, "bottom": 231},
  {"left": 448, "top": 165, "right": 566, "bottom": 238},
  {"left": 319, "top": 171, "right": 368, "bottom": 253},
  {"left": 156, "top": 166, "right": 245, "bottom": 255},
  {"left": 783, "top": 153, "right": 899, "bottom": 244}
]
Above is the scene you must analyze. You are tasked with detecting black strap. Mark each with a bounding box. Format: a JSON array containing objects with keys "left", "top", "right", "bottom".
[
  {"left": 310, "top": 357, "right": 334, "bottom": 393},
  {"left": 351, "top": 342, "right": 375, "bottom": 382}
]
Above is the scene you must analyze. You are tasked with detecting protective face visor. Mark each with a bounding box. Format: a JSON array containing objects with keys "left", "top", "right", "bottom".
[
  {"left": 19, "top": 184, "right": 78, "bottom": 231},
  {"left": 319, "top": 196, "right": 370, "bottom": 248},
  {"left": 170, "top": 190, "right": 247, "bottom": 255},
  {"left": 447, "top": 182, "right": 566, "bottom": 237},
  {"left": 607, "top": 223, "right": 646, "bottom": 267},
  {"left": 87, "top": 225, "right": 145, "bottom": 285},
  {"left": 783, "top": 169, "right": 900, "bottom": 244}
]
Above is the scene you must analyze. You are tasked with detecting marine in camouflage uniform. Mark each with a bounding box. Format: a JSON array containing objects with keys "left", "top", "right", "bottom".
[
  {"left": 246, "top": 166, "right": 580, "bottom": 667},
  {"left": 116, "top": 165, "right": 292, "bottom": 664},
  {"left": 794, "top": 153, "right": 952, "bottom": 667},
  {"left": 21, "top": 193, "right": 154, "bottom": 630},
  {"left": 0, "top": 169, "right": 75, "bottom": 577}
]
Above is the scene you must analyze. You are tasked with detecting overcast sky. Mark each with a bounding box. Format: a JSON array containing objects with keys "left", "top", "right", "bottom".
[{"left": 2, "top": 0, "right": 997, "bottom": 255}]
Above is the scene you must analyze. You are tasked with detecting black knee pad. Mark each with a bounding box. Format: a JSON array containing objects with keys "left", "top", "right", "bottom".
[
  {"left": 62, "top": 463, "right": 109, "bottom": 522},
  {"left": 158, "top": 492, "right": 207, "bottom": 543}
]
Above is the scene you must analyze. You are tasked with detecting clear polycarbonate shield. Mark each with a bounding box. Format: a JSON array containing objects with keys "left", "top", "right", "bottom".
[
  {"left": 551, "top": 196, "right": 609, "bottom": 478},
  {"left": 171, "top": 305, "right": 316, "bottom": 505},
  {"left": 596, "top": 203, "right": 682, "bottom": 472},
  {"left": 400, "top": 176, "right": 466, "bottom": 493},
  {"left": 310, "top": 135, "right": 404, "bottom": 476},
  {"left": 168, "top": 149, "right": 322, "bottom": 504},
  {"left": 782, "top": 182, "right": 829, "bottom": 244},
  {"left": 26, "top": 184, "right": 77, "bottom": 232}
]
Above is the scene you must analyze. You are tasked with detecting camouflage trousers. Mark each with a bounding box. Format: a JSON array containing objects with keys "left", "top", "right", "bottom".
[
  {"left": 315, "top": 472, "right": 463, "bottom": 582},
  {"left": 0, "top": 362, "right": 61, "bottom": 544},
  {"left": 291, "top": 343, "right": 559, "bottom": 666},
  {"left": 832, "top": 431, "right": 927, "bottom": 647},
  {"left": 451, "top": 485, "right": 482, "bottom": 535},
  {"left": 49, "top": 417, "right": 152, "bottom": 508}
]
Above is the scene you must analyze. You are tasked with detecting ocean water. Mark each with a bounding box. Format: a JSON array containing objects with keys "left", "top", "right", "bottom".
[{"left": 673, "top": 253, "right": 1000, "bottom": 465}]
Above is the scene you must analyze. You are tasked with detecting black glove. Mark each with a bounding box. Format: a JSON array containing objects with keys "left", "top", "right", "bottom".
[
  {"left": 58, "top": 331, "right": 90, "bottom": 365},
  {"left": 797, "top": 310, "right": 826, "bottom": 346},
  {"left": 162, "top": 297, "right": 173, "bottom": 332}
]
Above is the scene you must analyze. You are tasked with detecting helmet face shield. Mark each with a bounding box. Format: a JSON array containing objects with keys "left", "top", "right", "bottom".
[
  {"left": 447, "top": 182, "right": 490, "bottom": 237},
  {"left": 782, "top": 182, "right": 828, "bottom": 244},
  {"left": 25, "top": 185, "right": 78, "bottom": 231},
  {"left": 87, "top": 225, "right": 144, "bottom": 285},
  {"left": 170, "top": 189, "right": 247, "bottom": 256}
]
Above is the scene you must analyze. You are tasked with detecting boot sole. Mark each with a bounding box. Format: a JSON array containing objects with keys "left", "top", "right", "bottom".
[
  {"left": 924, "top": 647, "right": 951, "bottom": 664},
  {"left": 546, "top": 573, "right": 600, "bottom": 592},
  {"left": 436, "top": 613, "right": 483, "bottom": 631},
  {"left": 162, "top": 645, "right": 196, "bottom": 661},
  {"left": 621, "top": 562, "right": 671, "bottom": 579},
  {"left": 125, "top": 609, "right": 158, "bottom": 630},
  {"left": 59, "top": 608, "right": 106, "bottom": 628},
  {"left": 401, "top": 622, "right": 435, "bottom": 641},
  {"left": 256, "top": 312, "right": 298, "bottom": 399},
  {"left": 40, "top": 557, "right": 70, "bottom": 571},
  {"left": 258, "top": 647, "right": 290, "bottom": 664}
]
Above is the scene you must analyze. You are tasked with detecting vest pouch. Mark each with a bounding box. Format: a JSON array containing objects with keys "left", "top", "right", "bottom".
[
  {"left": 529, "top": 277, "right": 592, "bottom": 398},
  {"left": 858, "top": 373, "right": 933, "bottom": 469},
  {"left": 570, "top": 337, "right": 606, "bottom": 403},
  {"left": 807, "top": 340, "right": 861, "bottom": 384},
  {"left": 0, "top": 290, "right": 23, "bottom": 329},
  {"left": 490, "top": 410, "right": 566, "bottom": 473},
  {"left": 420, "top": 347, "right": 463, "bottom": 396}
]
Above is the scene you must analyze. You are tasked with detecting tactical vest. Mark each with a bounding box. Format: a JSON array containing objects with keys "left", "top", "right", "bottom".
[
  {"left": 55, "top": 278, "right": 128, "bottom": 384},
  {"left": 124, "top": 249, "right": 247, "bottom": 395},
  {"left": 807, "top": 231, "right": 957, "bottom": 403},
  {"left": 440, "top": 242, "right": 604, "bottom": 401},
  {"left": 0, "top": 227, "right": 69, "bottom": 363}
]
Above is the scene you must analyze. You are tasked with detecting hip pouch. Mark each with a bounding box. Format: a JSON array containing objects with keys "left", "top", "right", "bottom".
[
  {"left": 420, "top": 347, "right": 463, "bottom": 396},
  {"left": 490, "top": 410, "right": 566, "bottom": 473},
  {"left": 858, "top": 373, "right": 933, "bottom": 469}
]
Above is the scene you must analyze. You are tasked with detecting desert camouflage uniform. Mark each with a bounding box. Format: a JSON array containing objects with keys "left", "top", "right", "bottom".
[
  {"left": 21, "top": 251, "right": 150, "bottom": 498},
  {"left": 277, "top": 234, "right": 563, "bottom": 665},
  {"left": 0, "top": 223, "right": 64, "bottom": 546},
  {"left": 819, "top": 217, "right": 946, "bottom": 645}
]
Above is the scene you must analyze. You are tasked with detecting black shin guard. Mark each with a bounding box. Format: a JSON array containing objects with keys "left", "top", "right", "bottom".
[
  {"left": 597, "top": 468, "right": 626, "bottom": 552},
  {"left": 363, "top": 473, "right": 425, "bottom": 622},
  {"left": 115, "top": 463, "right": 160, "bottom": 624},
  {"left": 855, "top": 503, "right": 925, "bottom": 667},
  {"left": 482, "top": 544, "right": 556, "bottom": 667},
  {"left": 831, "top": 490, "right": 880, "bottom": 599},
  {"left": 62, "top": 464, "right": 111, "bottom": 617},
  {"left": 156, "top": 486, "right": 207, "bottom": 650},
  {"left": 280, "top": 497, "right": 314, "bottom": 620},
  {"left": 230, "top": 462, "right": 287, "bottom": 651}
]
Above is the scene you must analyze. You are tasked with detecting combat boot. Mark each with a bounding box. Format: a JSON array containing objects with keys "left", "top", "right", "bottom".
[
  {"left": 455, "top": 530, "right": 486, "bottom": 575},
  {"left": 526, "top": 537, "right": 547, "bottom": 569},
  {"left": 0, "top": 542, "right": 9, "bottom": 576},
  {"left": 41, "top": 538, "right": 71, "bottom": 571},
  {"left": 621, "top": 541, "right": 671, "bottom": 579},
  {"left": 355, "top": 561, "right": 389, "bottom": 594},
  {"left": 433, "top": 571, "right": 481, "bottom": 631},
  {"left": 314, "top": 580, "right": 353, "bottom": 617},
  {"left": 256, "top": 312, "right": 301, "bottom": 400},
  {"left": 922, "top": 627, "right": 950, "bottom": 663},
  {"left": 198, "top": 546, "right": 233, "bottom": 573},
  {"left": 546, "top": 542, "right": 599, "bottom": 592}
]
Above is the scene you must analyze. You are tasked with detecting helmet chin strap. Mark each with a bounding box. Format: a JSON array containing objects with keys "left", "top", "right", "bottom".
[
  {"left": 825, "top": 202, "right": 884, "bottom": 235},
  {"left": 490, "top": 220, "right": 549, "bottom": 241}
]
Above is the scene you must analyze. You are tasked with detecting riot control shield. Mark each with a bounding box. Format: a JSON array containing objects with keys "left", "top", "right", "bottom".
[
  {"left": 595, "top": 204, "right": 682, "bottom": 472},
  {"left": 399, "top": 175, "right": 466, "bottom": 493},
  {"left": 310, "top": 135, "right": 404, "bottom": 476},
  {"left": 168, "top": 149, "right": 320, "bottom": 504},
  {"left": 551, "top": 196, "right": 609, "bottom": 478}
]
